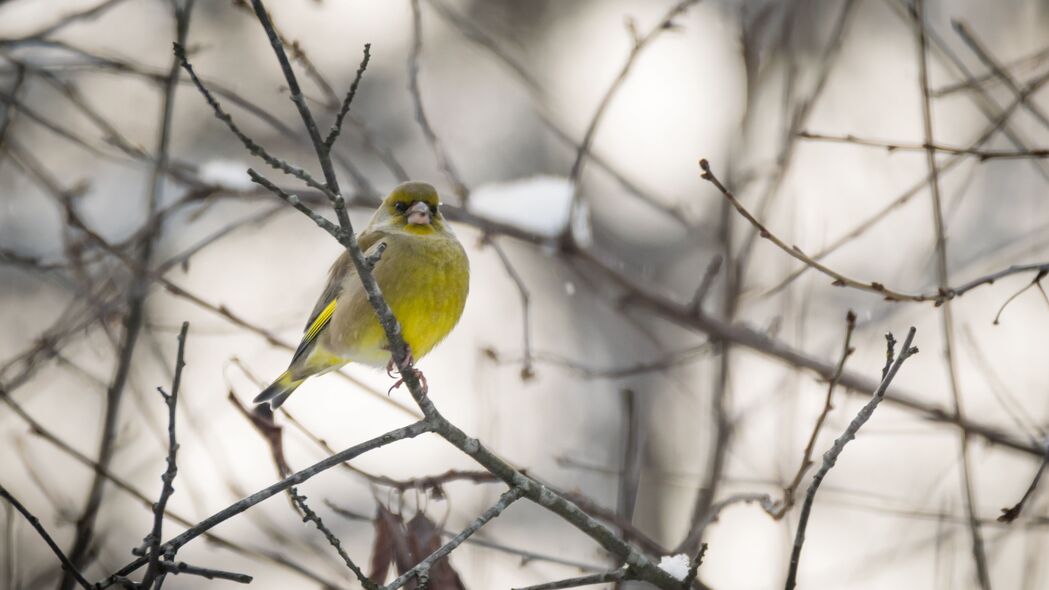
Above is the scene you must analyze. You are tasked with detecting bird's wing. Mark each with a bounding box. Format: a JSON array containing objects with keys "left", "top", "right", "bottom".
[{"left": 291, "top": 231, "right": 386, "bottom": 363}]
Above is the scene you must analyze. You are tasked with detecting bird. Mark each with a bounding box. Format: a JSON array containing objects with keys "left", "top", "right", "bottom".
[{"left": 253, "top": 181, "right": 469, "bottom": 409}]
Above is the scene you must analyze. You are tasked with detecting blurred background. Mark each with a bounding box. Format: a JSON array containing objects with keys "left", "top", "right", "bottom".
[{"left": 2, "top": 0, "right": 1049, "bottom": 588}]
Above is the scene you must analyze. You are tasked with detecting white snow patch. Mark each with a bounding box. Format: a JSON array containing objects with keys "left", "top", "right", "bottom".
[
  {"left": 570, "top": 198, "right": 593, "bottom": 247},
  {"left": 199, "top": 159, "right": 253, "bottom": 191},
  {"left": 468, "top": 175, "right": 574, "bottom": 239},
  {"left": 657, "top": 554, "right": 691, "bottom": 581}
]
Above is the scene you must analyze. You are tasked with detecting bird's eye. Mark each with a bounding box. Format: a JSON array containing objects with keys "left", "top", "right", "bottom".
[
  {"left": 394, "top": 202, "right": 408, "bottom": 213},
  {"left": 428, "top": 203, "right": 438, "bottom": 214}
]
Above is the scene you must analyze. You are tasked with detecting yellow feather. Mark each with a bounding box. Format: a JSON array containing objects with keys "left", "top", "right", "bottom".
[
  {"left": 256, "top": 180, "right": 469, "bottom": 408},
  {"left": 304, "top": 299, "right": 337, "bottom": 343}
]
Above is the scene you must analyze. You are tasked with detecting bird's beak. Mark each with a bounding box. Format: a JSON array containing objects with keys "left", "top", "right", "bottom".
[{"left": 406, "top": 201, "right": 431, "bottom": 225}]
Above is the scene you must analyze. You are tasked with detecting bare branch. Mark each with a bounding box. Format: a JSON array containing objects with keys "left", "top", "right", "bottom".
[
  {"left": 778, "top": 311, "right": 857, "bottom": 515},
  {"left": 998, "top": 443, "right": 1049, "bottom": 523},
  {"left": 784, "top": 327, "right": 919, "bottom": 590},
  {"left": 487, "top": 238, "right": 535, "bottom": 379},
  {"left": 61, "top": 4, "right": 195, "bottom": 585},
  {"left": 173, "top": 43, "right": 334, "bottom": 197},
  {"left": 97, "top": 421, "right": 432, "bottom": 587},
  {"left": 155, "top": 561, "right": 252, "bottom": 584},
  {"left": 0, "top": 485, "right": 92, "bottom": 590},
  {"left": 290, "top": 488, "right": 378, "bottom": 590},
  {"left": 383, "top": 486, "right": 525, "bottom": 590},
  {"left": 514, "top": 569, "right": 627, "bottom": 590},
  {"left": 569, "top": 0, "right": 700, "bottom": 184},
  {"left": 798, "top": 130, "right": 1049, "bottom": 160},
  {"left": 324, "top": 43, "right": 372, "bottom": 149},
  {"left": 140, "top": 321, "right": 190, "bottom": 588},
  {"left": 407, "top": 0, "right": 468, "bottom": 201},
  {"left": 915, "top": 3, "right": 991, "bottom": 586},
  {"left": 699, "top": 158, "right": 942, "bottom": 303}
]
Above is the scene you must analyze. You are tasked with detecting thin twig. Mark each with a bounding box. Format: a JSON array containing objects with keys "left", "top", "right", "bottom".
[
  {"left": 0, "top": 485, "right": 92, "bottom": 590},
  {"left": 932, "top": 42, "right": 1049, "bottom": 97},
  {"left": 574, "top": 246, "right": 1043, "bottom": 456},
  {"left": 689, "top": 255, "right": 723, "bottom": 313},
  {"left": 682, "top": 543, "right": 709, "bottom": 588},
  {"left": 323, "top": 43, "right": 372, "bottom": 149},
  {"left": 290, "top": 488, "right": 378, "bottom": 589},
  {"left": 784, "top": 327, "right": 919, "bottom": 589},
  {"left": 62, "top": 4, "right": 195, "bottom": 585},
  {"left": 915, "top": 3, "right": 992, "bottom": 587},
  {"left": 423, "top": 0, "right": 688, "bottom": 226},
  {"left": 998, "top": 444, "right": 1049, "bottom": 523},
  {"left": 953, "top": 20, "right": 1049, "bottom": 134},
  {"left": 779, "top": 311, "right": 857, "bottom": 514},
  {"left": 798, "top": 130, "right": 1049, "bottom": 160},
  {"left": 700, "top": 158, "right": 940, "bottom": 303},
  {"left": 514, "top": 569, "right": 627, "bottom": 590},
  {"left": 702, "top": 158, "right": 1049, "bottom": 305},
  {"left": 764, "top": 61, "right": 1049, "bottom": 296},
  {"left": 487, "top": 238, "right": 535, "bottom": 379},
  {"left": 96, "top": 421, "right": 432, "bottom": 587},
  {"left": 155, "top": 561, "right": 252, "bottom": 584},
  {"left": 569, "top": 0, "right": 700, "bottom": 184},
  {"left": 324, "top": 499, "right": 606, "bottom": 573},
  {"left": 140, "top": 321, "right": 190, "bottom": 588},
  {"left": 173, "top": 43, "right": 334, "bottom": 198},
  {"left": 383, "top": 486, "right": 525, "bottom": 590},
  {"left": 407, "top": 0, "right": 468, "bottom": 201}
]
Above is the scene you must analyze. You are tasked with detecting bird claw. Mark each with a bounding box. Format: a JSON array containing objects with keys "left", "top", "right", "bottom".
[
  {"left": 387, "top": 367, "right": 428, "bottom": 396},
  {"left": 386, "top": 347, "right": 426, "bottom": 396}
]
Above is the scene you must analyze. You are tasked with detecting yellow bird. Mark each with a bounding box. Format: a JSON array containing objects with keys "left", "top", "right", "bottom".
[{"left": 254, "top": 181, "right": 469, "bottom": 409}]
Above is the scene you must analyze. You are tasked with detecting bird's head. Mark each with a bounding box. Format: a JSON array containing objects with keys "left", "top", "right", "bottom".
[{"left": 373, "top": 181, "right": 447, "bottom": 235}]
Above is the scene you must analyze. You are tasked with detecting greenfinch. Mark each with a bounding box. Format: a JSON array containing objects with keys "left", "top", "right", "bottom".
[{"left": 254, "top": 181, "right": 469, "bottom": 409}]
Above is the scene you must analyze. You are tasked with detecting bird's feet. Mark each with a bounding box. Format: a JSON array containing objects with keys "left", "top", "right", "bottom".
[
  {"left": 387, "top": 367, "right": 428, "bottom": 396},
  {"left": 385, "top": 347, "right": 428, "bottom": 396}
]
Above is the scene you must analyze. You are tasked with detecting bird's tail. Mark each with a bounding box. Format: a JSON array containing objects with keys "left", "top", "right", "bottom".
[{"left": 253, "top": 370, "right": 304, "bottom": 409}]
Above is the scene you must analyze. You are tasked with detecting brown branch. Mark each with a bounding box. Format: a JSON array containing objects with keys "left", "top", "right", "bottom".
[
  {"left": 778, "top": 311, "right": 857, "bottom": 515},
  {"left": 701, "top": 158, "right": 1049, "bottom": 305},
  {"left": 953, "top": 20, "right": 1049, "bottom": 134},
  {"left": 999, "top": 444, "right": 1049, "bottom": 523},
  {"left": 573, "top": 246, "right": 1042, "bottom": 458},
  {"left": 885, "top": 0, "right": 1049, "bottom": 186},
  {"left": 764, "top": 62, "right": 1049, "bottom": 296},
  {"left": 915, "top": 3, "right": 991, "bottom": 587},
  {"left": 798, "top": 130, "right": 1049, "bottom": 160},
  {"left": 931, "top": 42, "right": 1049, "bottom": 97},
  {"left": 700, "top": 158, "right": 942, "bottom": 303}
]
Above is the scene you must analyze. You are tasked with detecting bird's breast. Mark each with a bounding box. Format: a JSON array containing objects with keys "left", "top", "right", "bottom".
[{"left": 330, "top": 233, "right": 469, "bottom": 366}]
